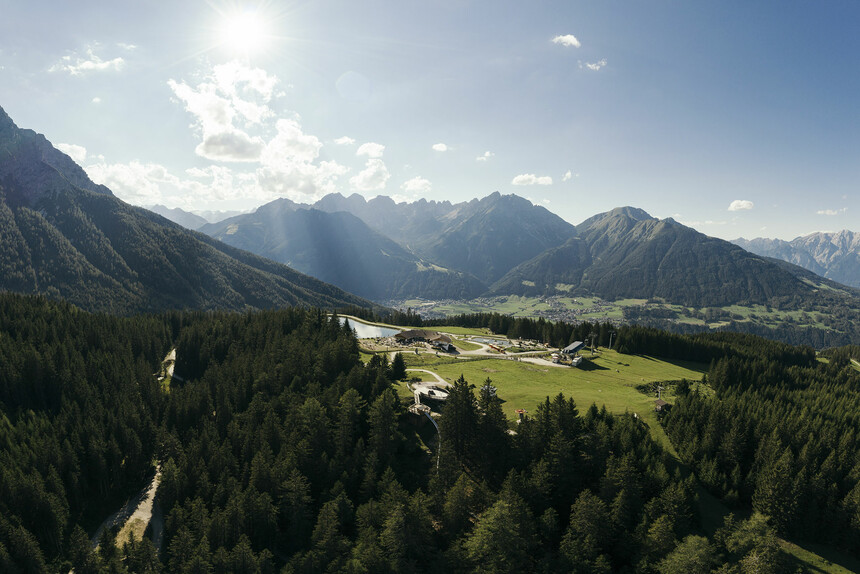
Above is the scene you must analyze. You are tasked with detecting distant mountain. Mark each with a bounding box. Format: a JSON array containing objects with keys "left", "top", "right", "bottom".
[
  {"left": 0, "top": 105, "right": 373, "bottom": 314},
  {"left": 733, "top": 231, "right": 860, "bottom": 288},
  {"left": 490, "top": 207, "right": 830, "bottom": 307},
  {"left": 200, "top": 198, "right": 486, "bottom": 301},
  {"left": 314, "top": 191, "right": 577, "bottom": 285},
  {"left": 147, "top": 204, "right": 209, "bottom": 230},
  {"left": 192, "top": 208, "right": 248, "bottom": 224}
]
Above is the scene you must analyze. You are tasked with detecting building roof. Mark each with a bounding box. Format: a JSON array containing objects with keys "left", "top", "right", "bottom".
[
  {"left": 655, "top": 399, "right": 668, "bottom": 407},
  {"left": 562, "top": 341, "right": 585, "bottom": 354}
]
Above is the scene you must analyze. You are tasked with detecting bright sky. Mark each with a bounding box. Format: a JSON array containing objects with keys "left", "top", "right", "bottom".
[{"left": 0, "top": 0, "right": 857, "bottom": 240}]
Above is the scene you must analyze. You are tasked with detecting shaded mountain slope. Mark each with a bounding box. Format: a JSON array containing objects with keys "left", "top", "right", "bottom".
[
  {"left": 313, "top": 192, "right": 578, "bottom": 285},
  {"left": 491, "top": 207, "right": 824, "bottom": 307},
  {"left": 201, "top": 199, "right": 486, "bottom": 301},
  {"left": 147, "top": 204, "right": 209, "bottom": 230},
  {"left": 0, "top": 105, "right": 373, "bottom": 314}
]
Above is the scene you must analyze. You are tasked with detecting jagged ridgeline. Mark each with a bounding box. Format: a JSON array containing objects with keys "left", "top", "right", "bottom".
[{"left": 0, "top": 105, "right": 375, "bottom": 314}]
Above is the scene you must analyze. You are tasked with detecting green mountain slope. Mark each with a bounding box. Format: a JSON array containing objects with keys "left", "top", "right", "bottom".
[
  {"left": 201, "top": 199, "right": 487, "bottom": 301},
  {"left": 490, "top": 207, "right": 846, "bottom": 308},
  {"left": 0, "top": 105, "right": 373, "bottom": 313}
]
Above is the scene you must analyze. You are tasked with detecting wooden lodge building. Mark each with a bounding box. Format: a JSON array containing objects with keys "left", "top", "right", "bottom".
[{"left": 395, "top": 329, "right": 454, "bottom": 352}]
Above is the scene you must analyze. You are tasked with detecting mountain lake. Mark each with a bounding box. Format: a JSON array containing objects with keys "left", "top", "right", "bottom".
[{"left": 338, "top": 316, "right": 401, "bottom": 338}]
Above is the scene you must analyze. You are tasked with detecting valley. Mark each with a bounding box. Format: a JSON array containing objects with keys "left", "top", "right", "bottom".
[{"left": 387, "top": 292, "right": 860, "bottom": 346}]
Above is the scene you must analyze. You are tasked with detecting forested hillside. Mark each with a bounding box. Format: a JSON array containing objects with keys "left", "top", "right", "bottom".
[
  {"left": 1, "top": 295, "right": 857, "bottom": 571},
  {"left": 0, "top": 105, "right": 374, "bottom": 314},
  {"left": 664, "top": 346, "right": 860, "bottom": 549},
  {"left": 0, "top": 294, "right": 175, "bottom": 571}
]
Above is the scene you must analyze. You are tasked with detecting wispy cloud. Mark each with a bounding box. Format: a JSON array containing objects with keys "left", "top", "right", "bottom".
[
  {"left": 334, "top": 136, "right": 355, "bottom": 145},
  {"left": 512, "top": 174, "right": 552, "bottom": 186},
  {"left": 56, "top": 143, "right": 87, "bottom": 164},
  {"left": 401, "top": 176, "right": 432, "bottom": 194},
  {"left": 552, "top": 34, "right": 581, "bottom": 48},
  {"left": 579, "top": 59, "right": 607, "bottom": 71},
  {"left": 356, "top": 142, "right": 385, "bottom": 158},
  {"left": 432, "top": 143, "right": 448, "bottom": 152},
  {"left": 476, "top": 151, "right": 494, "bottom": 162},
  {"left": 816, "top": 207, "right": 847, "bottom": 216},
  {"left": 562, "top": 170, "right": 579, "bottom": 182},
  {"left": 728, "top": 199, "right": 754, "bottom": 211},
  {"left": 91, "top": 97, "right": 102, "bottom": 104},
  {"left": 50, "top": 46, "right": 125, "bottom": 75}
]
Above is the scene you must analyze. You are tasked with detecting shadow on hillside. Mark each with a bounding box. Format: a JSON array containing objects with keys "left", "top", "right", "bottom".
[{"left": 578, "top": 359, "right": 609, "bottom": 371}]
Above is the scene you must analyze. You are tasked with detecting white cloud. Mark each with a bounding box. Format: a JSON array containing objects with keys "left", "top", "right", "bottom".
[
  {"left": 512, "top": 173, "right": 553, "bottom": 186},
  {"left": 580, "top": 58, "right": 607, "bottom": 71},
  {"left": 817, "top": 208, "right": 847, "bottom": 216},
  {"left": 117, "top": 43, "right": 137, "bottom": 51},
  {"left": 50, "top": 47, "right": 125, "bottom": 75},
  {"left": 91, "top": 97, "right": 102, "bottom": 104},
  {"left": 562, "top": 170, "right": 580, "bottom": 182},
  {"left": 86, "top": 160, "right": 180, "bottom": 205},
  {"left": 401, "top": 176, "right": 432, "bottom": 194},
  {"left": 196, "top": 130, "right": 265, "bottom": 162},
  {"left": 552, "top": 34, "right": 581, "bottom": 48},
  {"left": 168, "top": 61, "right": 280, "bottom": 162},
  {"left": 212, "top": 60, "right": 277, "bottom": 105},
  {"left": 334, "top": 136, "right": 355, "bottom": 145},
  {"left": 256, "top": 119, "right": 347, "bottom": 201},
  {"left": 56, "top": 143, "right": 87, "bottom": 164},
  {"left": 356, "top": 142, "right": 385, "bottom": 158},
  {"left": 728, "top": 199, "right": 754, "bottom": 211},
  {"left": 432, "top": 143, "right": 448, "bottom": 152},
  {"left": 541, "top": 199, "right": 551, "bottom": 205},
  {"left": 350, "top": 158, "right": 390, "bottom": 192},
  {"left": 262, "top": 119, "right": 323, "bottom": 165},
  {"left": 476, "top": 151, "right": 494, "bottom": 162}
]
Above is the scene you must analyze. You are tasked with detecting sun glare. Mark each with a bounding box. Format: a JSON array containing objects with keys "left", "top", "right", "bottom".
[{"left": 220, "top": 10, "right": 268, "bottom": 55}]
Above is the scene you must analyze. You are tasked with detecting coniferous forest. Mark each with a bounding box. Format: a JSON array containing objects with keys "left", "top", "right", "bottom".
[{"left": 1, "top": 293, "right": 859, "bottom": 572}]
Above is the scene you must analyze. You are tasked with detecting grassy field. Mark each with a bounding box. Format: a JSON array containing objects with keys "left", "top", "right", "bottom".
[
  {"left": 404, "top": 349, "right": 706, "bottom": 451},
  {"left": 388, "top": 294, "right": 845, "bottom": 334},
  {"left": 452, "top": 338, "right": 482, "bottom": 351},
  {"left": 435, "top": 326, "right": 498, "bottom": 337}
]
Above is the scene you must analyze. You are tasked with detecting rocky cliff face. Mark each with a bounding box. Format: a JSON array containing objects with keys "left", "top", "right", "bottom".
[{"left": 733, "top": 230, "right": 860, "bottom": 288}]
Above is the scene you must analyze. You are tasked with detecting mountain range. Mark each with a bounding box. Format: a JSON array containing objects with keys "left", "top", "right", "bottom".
[
  {"left": 0, "top": 105, "right": 373, "bottom": 314},
  {"left": 732, "top": 232, "right": 860, "bottom": 289},
  {"left": 200, "top": 199, "right": 486, "bottom": 301},
  {"left": 2, "top": 102, "right": 858, "bottom": 346},
  {"left": 191, "top": 192, "right": 859, "bottom": 314}
]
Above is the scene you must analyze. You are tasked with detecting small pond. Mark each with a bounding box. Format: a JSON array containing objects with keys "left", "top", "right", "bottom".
[{"left": 338, "top": 317, "right": 401, "bottom": 339}]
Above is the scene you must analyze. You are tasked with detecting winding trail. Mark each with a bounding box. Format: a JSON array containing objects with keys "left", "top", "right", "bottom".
[{"left": 91, "top": 465, "right": 162, "bottom": 550}]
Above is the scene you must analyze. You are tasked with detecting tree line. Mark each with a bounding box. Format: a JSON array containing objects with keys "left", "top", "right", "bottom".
[{"left": 1, "top": 293, "right": 857, "bottom": 572}]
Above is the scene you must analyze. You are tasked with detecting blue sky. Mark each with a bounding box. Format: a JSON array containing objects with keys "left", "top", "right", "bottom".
[{"left": 0, "top": 0, "right": 857, "bottom": 240}]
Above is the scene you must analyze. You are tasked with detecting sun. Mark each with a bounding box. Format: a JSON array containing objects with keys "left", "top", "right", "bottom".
[{"left": 219, "top": 10, "right": 269, "bottom": 55}]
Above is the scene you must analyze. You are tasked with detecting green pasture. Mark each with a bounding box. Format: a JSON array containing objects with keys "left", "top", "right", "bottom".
[
  {"left": 436, "top": 326, "right": 498, "bottom": 337},
  {"left": 412, "top": 349, "right": 706, "bottom": 450},
  {"left": 452, "top": 338, "right": 482, "bottom": 351}
]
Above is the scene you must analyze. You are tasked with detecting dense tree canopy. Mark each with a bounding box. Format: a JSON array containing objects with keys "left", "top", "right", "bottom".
[{"left": 1, "top": 293, "right": 858, "bottom": 572}]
